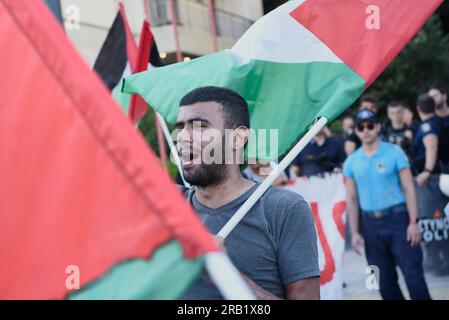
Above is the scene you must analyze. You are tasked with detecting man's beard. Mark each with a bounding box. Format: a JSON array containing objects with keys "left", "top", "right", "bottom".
[
  {"left": 181, "top": 137, "right": 230, "bottom": 187},
  {"left": 183, "top": 163, "right": 228, "bottom": 187}
]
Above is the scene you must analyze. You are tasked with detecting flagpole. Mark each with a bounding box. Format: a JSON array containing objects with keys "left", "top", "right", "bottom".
[
  {"left": 217, "top": 117, "right": 328, "bottom": 239},
  {"left": 156, "top": 112, "right": 190, "bottom": 187},
  {"left": 205, "top": 252, "right": 255, "bottom": 299},
  {"left": 207, "top": 0, "right": 219, "bottom": 52},
  {"left": 169, "top": 0, "right": 182, "bottom": 62},
  {"left": 142, "top": 0, "right": 168, "bottom": 170}
]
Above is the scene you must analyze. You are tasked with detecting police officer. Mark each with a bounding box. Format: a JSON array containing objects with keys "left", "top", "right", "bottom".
[
  {"left": 344, "top": 95, "right": 379, "bottom": 155},
  {"left": 344, "top": 109, "right": 431, "bottom": 300},
  {"left": 413, "top": 94, "right": 440, "bottom": 183},
  {"left": 420, "top": 90, "right": 449, "bottom": 275},
  {"left": 382, "top": 101, "right": 414, "bottom": 157},
  {"left": 428, "top": 86, "right": 449, "bottom": 171}
]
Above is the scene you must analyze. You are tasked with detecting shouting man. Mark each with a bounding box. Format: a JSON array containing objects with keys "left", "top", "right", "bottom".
[{"left": 175, "top": 86, "right": 320, "bottom": 300}]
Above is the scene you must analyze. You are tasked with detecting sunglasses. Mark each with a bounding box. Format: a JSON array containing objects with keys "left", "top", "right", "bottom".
[{"left": 356, "top": 122, "right": 375, "bottom": 132}]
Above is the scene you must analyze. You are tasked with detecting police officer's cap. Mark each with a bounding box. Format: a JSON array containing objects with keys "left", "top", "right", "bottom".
[{"left": 355, "top": 109, "right": 378, "bottom": 124}]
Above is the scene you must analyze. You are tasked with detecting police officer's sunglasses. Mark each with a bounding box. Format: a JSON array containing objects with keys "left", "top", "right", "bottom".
[{"left": 356, "top": 122, "right": 375, "bottom": 132}]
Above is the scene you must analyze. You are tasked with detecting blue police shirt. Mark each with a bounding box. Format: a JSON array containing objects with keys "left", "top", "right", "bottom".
[
  {"left": 414, "top": 116, "right": 441, "bottom": 158},
  {"left": 343, "top": 142, "right": 410, "bottom": 212}
]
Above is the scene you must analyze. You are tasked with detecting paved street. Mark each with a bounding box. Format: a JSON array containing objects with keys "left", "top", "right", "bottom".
[{"left": 342, "top": 249, "right": 449, "bottom": 300}]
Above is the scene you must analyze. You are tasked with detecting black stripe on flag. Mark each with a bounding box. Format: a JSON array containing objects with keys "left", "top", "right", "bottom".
[{"left": 93, "top": 12, "right": 127, "bottom": 91}]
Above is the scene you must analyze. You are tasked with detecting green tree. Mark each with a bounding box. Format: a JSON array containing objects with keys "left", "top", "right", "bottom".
[
  {"left": 366, "top": 15, "right": 449, "bottom": 113},
  {"left": 138, "top": 110, "right": 178, "bottom": 179}
]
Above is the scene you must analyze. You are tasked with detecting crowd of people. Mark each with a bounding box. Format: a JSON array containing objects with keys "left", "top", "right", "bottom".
[
  {"left": 242, "top": 87, "right": 449, "bottom": 299},
  {"left": 289, "top": 87, "right": 449, "bottom": 180},
  {"left": 173, "top": 85, "right": 449, "bottom": 300},
  {"left": 284, "top": 86, "right": 449, "bottom": 300}
]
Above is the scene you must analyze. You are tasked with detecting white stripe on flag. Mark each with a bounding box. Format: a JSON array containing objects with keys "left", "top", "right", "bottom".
[{"left": 231, "top": 0, "right": 342, "bottom": 65}]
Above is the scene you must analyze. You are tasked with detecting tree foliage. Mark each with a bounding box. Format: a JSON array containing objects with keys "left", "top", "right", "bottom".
[{"left": 366, "top": 15, "right": 449, "bottom": 113}]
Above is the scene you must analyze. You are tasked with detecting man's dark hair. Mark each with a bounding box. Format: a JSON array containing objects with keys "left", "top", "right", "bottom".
[
  {"left": 417, "top": 93, "right": 435, "bottom": 114},
  {"left": 360, "top": 95, "right": 378, "bottom": 105},
  {"left": 179, "top": 86, "right": 250, "bottom": 129},
  {"left": 387, "top": 101, "right": 405, "bottom": 109}
]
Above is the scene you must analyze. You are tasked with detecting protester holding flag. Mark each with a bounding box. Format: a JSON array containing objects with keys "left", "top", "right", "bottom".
[
  {"left": 122, "top": 0, "right": 442, "bottom": 300},
  {"left": 344, "top": 109, "right": 430, "bottom": 300},
  {"left": 0, "top": 0, "right": 254, "bottom": 300},
  {"left": 176, "top": 86, "right": 320, "bottom": 300}
]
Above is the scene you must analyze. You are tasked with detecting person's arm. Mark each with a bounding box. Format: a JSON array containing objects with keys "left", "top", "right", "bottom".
[
  {"left": 239, "top": 274, "right": 320, "bottom": 300},
  {"left": 239, "top": 273, "right": 282, "bottom": 300},
  {"left": 404, "top": 129, "right": 413, "bottom": 141},
  {"left": 213, "top": 236, "right": 319, "bottom": 300},
  {"left": 345, "top": 177, "right": 364, "bottom": 254},
  {"left": 323, "top": 126, "right": 332, "bottom": 137},
  {"left": 291, "top": 165, "right": 301, "bottom": 177},
  {"left": 272, "top": 172, "right": 288, "bottom": 187},
  {"left": 276, "top": 200, "right": 321, "bottom": 299},
  {"left": 344, "top": 140, "right": 356, "bottom": 156},
  {"left": 285, "top": 277, "right": 320, "bottom": 299},
  {"left": 416, "top": 133, "right": 438, "bottom": 186},
  {"left": 212, "top": 236, "right": 280, "bottom": 299},
  {"left": 399, "top": 168, "right": 421, "bottom": 247}
]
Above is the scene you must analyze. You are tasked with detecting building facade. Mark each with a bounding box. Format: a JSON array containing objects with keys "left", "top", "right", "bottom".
[{"left": 61, "top": 0, "right": 265, "bottom": 66}]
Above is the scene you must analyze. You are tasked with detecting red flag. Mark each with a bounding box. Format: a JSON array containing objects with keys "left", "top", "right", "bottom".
[
  {"left": 119, "top": 2, "right": 138, "bottom": 71},
  {"left": 0, "top": 0, "right": 216, "bottom": 299},
  {"left": 290, "top": 0, "right": 443, "bottom": 87},
  {"left": 128, "top": 20, "right": 158, "bottom": 125}
]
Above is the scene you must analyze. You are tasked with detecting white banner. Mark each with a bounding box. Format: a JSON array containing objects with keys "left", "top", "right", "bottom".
[{"left": 284, "top": 172, "right": 347, "bottom": 300}]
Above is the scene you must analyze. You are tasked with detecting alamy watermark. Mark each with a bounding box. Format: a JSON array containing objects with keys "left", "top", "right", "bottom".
[
  {"left": 365, "top": 265, "right": 380, "bottom": 290},
  {"left": 64, "top": 5, "right": 80, "bottom": 30},
  {"left": 170, "top": 122, "right": 279, "bottom": 169},
  {"left": 65, "top": 264, "right": 80, "bottom": 290},
  {"left": 365, "top": 5, "right": 380, "bottom": 30}
]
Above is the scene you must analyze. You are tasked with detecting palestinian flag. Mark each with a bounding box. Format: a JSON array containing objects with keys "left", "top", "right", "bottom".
[
  {"left": 94, "top": 4, "right": 163, "bottom": 124},
  {"left": 123, "top": 0, "right": 442, "bottom": 160},
  {"left": 128, "top": 19, "right": 165, "bottom": 125},
  {"left": 0, "top": 0, "right": 251, "bottom": 300}
]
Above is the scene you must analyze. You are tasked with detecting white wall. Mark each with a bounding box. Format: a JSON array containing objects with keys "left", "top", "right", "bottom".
[
  {"left": 215, "top": 0, "right": 263, "bottom": 21},
  {"left": 60, "top": 0, "right": 263, "bottom": 66}
]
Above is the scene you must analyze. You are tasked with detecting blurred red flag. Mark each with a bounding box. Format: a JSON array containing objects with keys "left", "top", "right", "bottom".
[{"left": 0, "top": 0, "right": 216, "bottom": 299}]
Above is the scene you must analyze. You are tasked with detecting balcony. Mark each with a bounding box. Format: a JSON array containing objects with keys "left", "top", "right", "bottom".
[{"left": 147, "top": 0, "right": 254, "bottom": 40}]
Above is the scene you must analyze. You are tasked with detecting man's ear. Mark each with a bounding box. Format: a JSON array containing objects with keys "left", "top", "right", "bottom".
[{"left": 231, "top": 126, "right": 249, "bottom": 151}]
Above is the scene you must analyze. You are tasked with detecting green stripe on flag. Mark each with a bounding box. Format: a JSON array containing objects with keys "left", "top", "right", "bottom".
[
  {"left": 123, "top": 51, "right": 365, "bottom": 160},
  {"left": 69, "top": 240, "right": 205, "bottom": 300},
  {"left": 112, "top": 77, "right": 131, "bottom": 115}
]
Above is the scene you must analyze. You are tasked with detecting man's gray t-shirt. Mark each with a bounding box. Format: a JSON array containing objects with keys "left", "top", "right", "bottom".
[{"left": 180, "top": 183, "right": 320, "bottom": 299}]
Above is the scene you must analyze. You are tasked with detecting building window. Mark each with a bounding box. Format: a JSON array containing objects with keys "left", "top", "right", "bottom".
[{"left": 147, "top": 0, "right": 254, "bottom": 39}]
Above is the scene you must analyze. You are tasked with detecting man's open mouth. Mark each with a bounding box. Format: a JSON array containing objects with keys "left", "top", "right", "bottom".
[{"left": 179, "top": 147, "right": 201, "bottom": 166}]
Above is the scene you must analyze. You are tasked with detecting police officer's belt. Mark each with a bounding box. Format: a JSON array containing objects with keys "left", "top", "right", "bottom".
[{"left": 361, "top": 203, "right": 407, "bottom": 218}]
